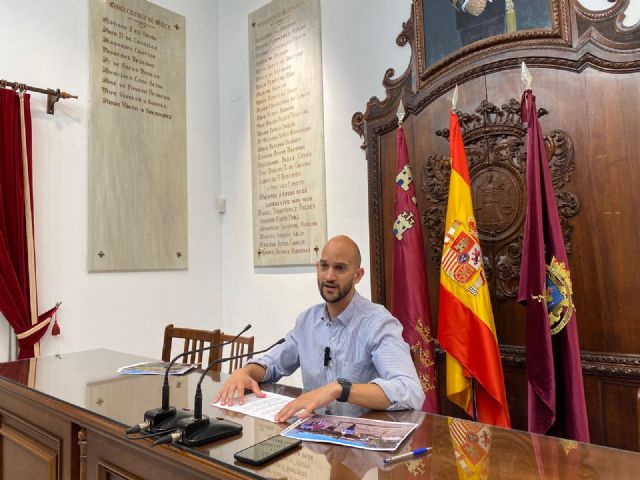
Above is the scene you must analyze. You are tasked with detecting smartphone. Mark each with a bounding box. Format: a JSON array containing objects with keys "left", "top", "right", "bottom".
[{"left": 234, "top": 435, "right": 302, "bottom": 465}]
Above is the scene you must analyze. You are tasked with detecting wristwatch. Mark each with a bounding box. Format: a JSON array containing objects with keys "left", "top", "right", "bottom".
[{"left": 336, "top": 378, "right": 352, "bottom": 402}]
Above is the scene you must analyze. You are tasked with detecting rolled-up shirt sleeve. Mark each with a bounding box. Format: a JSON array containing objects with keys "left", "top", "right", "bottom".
[
  {"left": 247, "top": 320, "right": 301, "bottom": 383},
  {"left": 368, "top": 316, "right": 425, "bottom": 411}
]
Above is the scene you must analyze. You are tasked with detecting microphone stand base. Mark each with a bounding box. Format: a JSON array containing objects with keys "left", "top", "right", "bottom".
[
  {"left": 176, "top": 416, "right": 243, "bottom": 447},
  {"left": 144, "top": 406, "right": 176, "bottom": 433},
  {"left": 147, "top": 408, "right": 194, "bottom": 434}
]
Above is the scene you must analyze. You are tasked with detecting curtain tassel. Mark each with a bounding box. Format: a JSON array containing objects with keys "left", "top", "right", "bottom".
[{"left": 51, "top": 302, "right": 61, "bottom": 336}]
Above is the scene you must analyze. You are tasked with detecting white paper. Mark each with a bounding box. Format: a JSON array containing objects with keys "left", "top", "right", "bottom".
[{"left": 212, "top": 391, "right": 292, "bottom": 423}]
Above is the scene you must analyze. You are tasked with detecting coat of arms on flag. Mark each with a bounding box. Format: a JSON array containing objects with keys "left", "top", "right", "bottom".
[
  {"left": 441, "top": 219, "right": 485, "bottom": 296},
  {"left": 448, "top": 417, "right": 492, "bottom": 479},
  {"left": 393, "top": 211, "right": 416, "bottom": 241},
  {"left": 541, "top": 257, "right": 575, "bottom": 335}
]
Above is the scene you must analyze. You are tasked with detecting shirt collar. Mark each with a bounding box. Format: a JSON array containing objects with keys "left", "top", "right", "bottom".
[{"left": 321, "top": 291, "right": 361, "bottom": 326}]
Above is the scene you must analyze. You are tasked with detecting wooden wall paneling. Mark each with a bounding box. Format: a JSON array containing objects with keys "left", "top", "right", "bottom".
[
  {"left": 379, "top": 128, "right": 398, "bottom": 309},
  {"left": 583, "top": 70, "right": 640, "bottom": 353},
  {"left": 501, "top": 365, "right": 528, "bottom": 432},
  {"left": 601, "top": 381, "right": 640, "bottom": 450},
  {"left": 637, "top": 387, "right": 640, "bottom": 451},
  {"left": 582, "top": 374, "right": 604, "bottom": 448}
]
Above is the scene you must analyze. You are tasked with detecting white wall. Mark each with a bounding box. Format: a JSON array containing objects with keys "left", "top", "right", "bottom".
[
  {"left": 219, "top": 0, "right": 411, "bottom": 386},
  {"left": 0, "top": 0, "right": 222, "bottom": 360}
]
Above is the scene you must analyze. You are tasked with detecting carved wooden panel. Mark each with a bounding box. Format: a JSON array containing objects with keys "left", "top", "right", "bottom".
[
  {"left": 354, "top": 0, "right": 640, "bottom": 451},
  {"left": 421, "top": 98, "right": 579, "bottom": 301}
]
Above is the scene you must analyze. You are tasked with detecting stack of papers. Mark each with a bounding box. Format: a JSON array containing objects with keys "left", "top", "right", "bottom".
[{"left": 212, "top": 391, "right": 292, "bottom": 422}]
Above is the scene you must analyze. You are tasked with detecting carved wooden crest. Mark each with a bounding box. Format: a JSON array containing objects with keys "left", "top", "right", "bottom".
[{"left": 421, "top": 99, "right": 579, "bottom": 301}]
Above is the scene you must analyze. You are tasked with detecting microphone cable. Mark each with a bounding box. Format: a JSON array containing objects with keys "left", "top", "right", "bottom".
[{"left": 124, "top": 430, "right": 169, "bottom": 441}]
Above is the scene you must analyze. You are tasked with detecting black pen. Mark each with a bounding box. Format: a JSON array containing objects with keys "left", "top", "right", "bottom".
[{"left": 383, "top": 447, "right": 431, "bottom": 465}]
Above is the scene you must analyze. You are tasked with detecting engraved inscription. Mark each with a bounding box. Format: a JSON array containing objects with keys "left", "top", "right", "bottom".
[{"left": 250, "top": 0, "right": 326, "bottom": 266}]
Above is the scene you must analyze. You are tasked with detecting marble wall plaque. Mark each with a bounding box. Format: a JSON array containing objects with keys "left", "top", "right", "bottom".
[
  {"left": 249, "top": 0, "right": 327, "bottom": 267},
  {"left": 89, "top": 0, "right": 187, "bottom": 271}
]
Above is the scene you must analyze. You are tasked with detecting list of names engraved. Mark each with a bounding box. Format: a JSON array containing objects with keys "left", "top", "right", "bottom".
[
  {"left": 250, "top": 0, "right": 327, "bottom": 267},
  {"left": 99, "top": 4, "right": 174, "bottom": 119},
  {"left": 89, "top": 0, "right": 187, "bottom": 272}
]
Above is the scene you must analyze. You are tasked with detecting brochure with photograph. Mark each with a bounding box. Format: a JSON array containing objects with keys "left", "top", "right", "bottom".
[
  {"left": 281, "top": 414, "right": 418, "bottom": 451},
  {"left": 117, "top": 361, "right": 195, "bottom": 375}
]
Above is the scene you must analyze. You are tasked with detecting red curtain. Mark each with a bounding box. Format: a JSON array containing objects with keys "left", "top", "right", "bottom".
[{"left": 0, "top": 89, "right": 56, "bottom": 359}]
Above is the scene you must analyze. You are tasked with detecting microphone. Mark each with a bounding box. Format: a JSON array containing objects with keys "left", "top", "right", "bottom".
[
  {"left": 324, "top": 346, "right": 331, "bottom": 367},
  {"left": 140, "top": 324, "right": 251, "bottom": 434},
  {"left": 153, "top": 338, "right": 285, "bottom": 447}
]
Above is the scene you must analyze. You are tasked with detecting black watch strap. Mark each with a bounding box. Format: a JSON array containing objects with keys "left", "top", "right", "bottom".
[{"left": 337, "top": 378, "right": 352, "bottom": 402}]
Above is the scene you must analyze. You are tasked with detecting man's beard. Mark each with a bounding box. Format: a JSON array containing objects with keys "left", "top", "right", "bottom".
[{"left": 318, "top": 280, "right": 352, "bottom": 304}]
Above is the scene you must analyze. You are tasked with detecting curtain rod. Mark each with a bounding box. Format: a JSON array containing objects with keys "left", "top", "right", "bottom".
[{"left": 0, "top": 79, "right": 78, "bottom": 115}]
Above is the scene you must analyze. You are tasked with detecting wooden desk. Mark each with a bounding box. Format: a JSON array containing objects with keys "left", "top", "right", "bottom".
[{"left": 0, "top": 349, "right": 639, "bottom": 479}]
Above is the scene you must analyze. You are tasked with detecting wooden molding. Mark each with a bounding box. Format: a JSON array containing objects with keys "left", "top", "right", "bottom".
[
  {"left": 97, "top": 458, "right": 144, "bottom": 480},
  {"left": 0, "top": 424, "right": 57, "bottom": 479}
]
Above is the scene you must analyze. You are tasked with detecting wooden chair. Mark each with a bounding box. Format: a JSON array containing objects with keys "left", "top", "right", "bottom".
[
  {"left": 213, "top": 333, "right": 255, "bottom": 374},
  {"left": 161, "top": 324, "right": 222, "bottom": 367}
]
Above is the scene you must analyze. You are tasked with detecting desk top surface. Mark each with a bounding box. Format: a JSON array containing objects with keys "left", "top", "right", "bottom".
[{"left": 0, "top": 348, "right": 639, "bottom": 479}]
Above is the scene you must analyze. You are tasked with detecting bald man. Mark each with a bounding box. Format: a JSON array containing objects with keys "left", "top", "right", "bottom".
[{"left": 214, "top": 235, "right": 425, "bottom": 422}]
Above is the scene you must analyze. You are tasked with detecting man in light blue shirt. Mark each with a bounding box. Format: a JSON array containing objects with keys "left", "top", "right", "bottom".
[{"left": 214, "top": 235, "right": 425, "bottom": 421}]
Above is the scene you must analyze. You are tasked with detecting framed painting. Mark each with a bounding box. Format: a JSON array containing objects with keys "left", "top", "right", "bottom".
[{"left": 414, "top": 0, "right": 569, "bottom": 85}]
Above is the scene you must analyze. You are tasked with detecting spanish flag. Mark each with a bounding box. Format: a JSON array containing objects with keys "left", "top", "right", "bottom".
[{"left": 437, "top": 111, "right": 510, "bottom": 428}]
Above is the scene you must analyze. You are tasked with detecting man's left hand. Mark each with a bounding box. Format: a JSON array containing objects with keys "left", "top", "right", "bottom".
[{"left": 274, "top": 382, "right": 341, "bottom": 423}]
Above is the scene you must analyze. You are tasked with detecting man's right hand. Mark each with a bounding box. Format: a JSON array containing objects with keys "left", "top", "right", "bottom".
[{"left": 212, "top": 364, "right": 266, "bottom": 406}]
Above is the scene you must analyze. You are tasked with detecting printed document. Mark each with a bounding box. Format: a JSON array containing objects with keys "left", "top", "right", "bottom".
[{"left": 212, "top": 391, "right": 292, "bottom": 423}]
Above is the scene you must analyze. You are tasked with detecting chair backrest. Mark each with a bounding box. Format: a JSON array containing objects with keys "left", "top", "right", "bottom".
[
  {"left": 214, "top": 333, "right": 255, "bottom": 374},
  {"left": 161, "top": 324, "right": 222, "bottom": 367}
]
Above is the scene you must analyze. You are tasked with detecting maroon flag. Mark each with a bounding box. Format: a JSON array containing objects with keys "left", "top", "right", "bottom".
[
  {"left": 391, "top": 126, "right": 439, "bottom": 413},
  {"left": 518, "top": 89, "right": 589, "bottom": 442}
]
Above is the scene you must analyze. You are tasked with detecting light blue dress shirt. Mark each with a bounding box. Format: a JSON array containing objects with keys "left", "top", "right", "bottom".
[{"left": 249, "top": 292, "right": 425, "bottom": 410}]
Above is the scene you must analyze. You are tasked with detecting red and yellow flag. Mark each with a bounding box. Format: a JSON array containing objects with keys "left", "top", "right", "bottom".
[{"left": 437, "top": 112, "right": 510, "bottom": 428}]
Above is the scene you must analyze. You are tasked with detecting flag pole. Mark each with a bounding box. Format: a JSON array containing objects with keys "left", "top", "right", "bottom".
[{"left": 471, "top": 378, "right": 478, "bottom": 421}]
